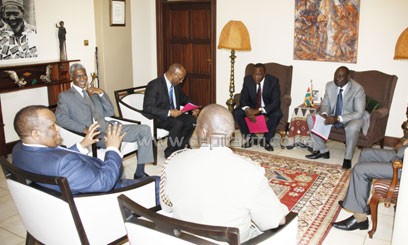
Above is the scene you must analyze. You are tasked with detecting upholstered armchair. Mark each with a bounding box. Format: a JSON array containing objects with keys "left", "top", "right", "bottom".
[
  {"left": 368, "top": 158, "right": 402, "bottom": 238},
  {"left": 329, "top": 70, "right": 398, "bottom": 148},
  {"left": 234, "top": 62, "right": 293, "bottom": 138}
]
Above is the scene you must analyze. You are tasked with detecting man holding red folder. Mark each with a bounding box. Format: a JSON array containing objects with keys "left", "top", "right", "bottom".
[
  {"left": 233, "top": 63, "right": 282, "bottom": 151},
  {"left": 143, "top": 63, "right": 200, "bottom": 158}
]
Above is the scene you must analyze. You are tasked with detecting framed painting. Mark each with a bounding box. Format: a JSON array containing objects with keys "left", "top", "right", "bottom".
[{"left": 294, "top": 0, "right": 360, "bottom": 63}]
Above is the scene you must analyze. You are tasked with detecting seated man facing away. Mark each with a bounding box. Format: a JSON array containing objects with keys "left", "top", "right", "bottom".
[
  {"left": 233, "top": 63, "right": 282, "bottom": 152},
  {"left": 160, "top": 104, "right": 288, "bottom": 243},
  {"left": 55, "top": 63, "right": 154, "bottom": 179},
  {"left": 143, "top": 63, "right": 200, "bottom": 159},
  {"left": 12, "top": 105, "right": 158, "bottom": 195},
  {"left": 305, "top": 66, "right": 368, "bottom": 169},
  {"left": 332, "top": 139, "right": 408, "bottom": 231}
]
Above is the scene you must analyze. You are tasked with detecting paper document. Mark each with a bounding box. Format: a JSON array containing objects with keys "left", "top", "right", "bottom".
[
  {"left": 245, "top": 115, "right": 268, "bottom": 133},
  {"left": 181, "top": 103, "right": 201, "bottom": 112},
  {"left": 311, "top": 114, "right": 332, "bottom": 140}
]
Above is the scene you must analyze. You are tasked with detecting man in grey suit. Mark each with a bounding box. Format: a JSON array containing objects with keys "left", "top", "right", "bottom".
[
  {"left": 55, "top": 63, "right": 154, "bottom": 179},
  {"left": 332, "top": 140, "right": 408, "bottom": 231},
  {"left": 305, "top": 66, "right": 367, "bottom": 169}
]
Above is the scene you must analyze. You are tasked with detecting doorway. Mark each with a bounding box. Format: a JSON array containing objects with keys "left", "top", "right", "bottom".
[{"left": 156, "top": 0, "right": 216, "bottom": 107}]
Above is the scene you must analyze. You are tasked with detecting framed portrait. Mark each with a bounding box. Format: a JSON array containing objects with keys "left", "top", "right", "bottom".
[{"left": 110, "top": 0, "right": 126, "bottom": 26}]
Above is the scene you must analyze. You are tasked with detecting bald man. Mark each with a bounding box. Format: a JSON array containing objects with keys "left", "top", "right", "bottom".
[
  {"left": 160, "top": 104, "right": 288, "bottom": 243},
  {"left": 143, "top": 63, "right": 199, "bottom": 158}
]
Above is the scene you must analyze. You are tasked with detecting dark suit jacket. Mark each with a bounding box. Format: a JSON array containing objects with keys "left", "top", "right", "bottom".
[
  {"left": 238, "top": 74, "right": 281, "bottom": 116},
  {"left": 143, "top": 75, "right": 191, "bottom": 120},
  {"left": 12, "top": 142, "right": 123, "bottom": 194}
]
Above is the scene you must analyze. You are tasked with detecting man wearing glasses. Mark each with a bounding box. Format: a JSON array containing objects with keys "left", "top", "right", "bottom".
[
  {"left": 55, "top": 63, "right": 154, "bottom": 179},
  {"left": 143, "top": 63, "right": 200, "bottom": 158}
]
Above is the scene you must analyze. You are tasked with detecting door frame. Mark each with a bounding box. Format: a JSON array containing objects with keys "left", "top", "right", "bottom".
[{"left": 155, "top": 0, "right": 217, "bottom": 103}]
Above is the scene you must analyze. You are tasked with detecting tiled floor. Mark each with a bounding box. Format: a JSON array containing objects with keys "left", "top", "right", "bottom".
[{"left": 0, "top": 131, "right": 394, "bottom": 244}]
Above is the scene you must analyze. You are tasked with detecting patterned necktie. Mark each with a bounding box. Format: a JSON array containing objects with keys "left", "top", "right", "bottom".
[
  {"left": 169, "top": 86, "right": 175, "bottom": 109},
  {"left": 335, "top": 88, "right": 343, "bottom": 116},
  {"left": 256, "top": 84, "right": 262, "bottom": 108}
]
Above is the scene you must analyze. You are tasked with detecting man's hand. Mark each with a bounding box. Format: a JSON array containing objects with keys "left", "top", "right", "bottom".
[
  {"left": 192, "top": 108, "right": 200, "bottom": 118},
  {"left": 104, "top": 122, "right": 126, "bottom": 149},
  {"left": 87, "top": 87, "right": 104, "bottom": 95},
  {"left": 170, "top": 109, "right": 183, "bottom": 118},
  {"left": 79, "top": 122, "right": 100, "bottom": 148},
  {"left": 324, "top": 115, "right": 338, "bottom": 125},
  {"left": 245, "top": 108, "right": 260, "bottom": 122}
]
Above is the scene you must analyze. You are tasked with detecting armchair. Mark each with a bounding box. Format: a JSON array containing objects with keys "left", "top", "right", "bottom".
[
  {"left": 234, "top": 62, "right": 293, "bottom": 139},
  {"left": 114, "top": 86, "right": 170, "bottom": 164},
  {"left": 58, "top": 116, "right": 139, "bottom": 160},
  {"left": 368, "top": 158, "right": 402, "bottom": 238},
  {"left": 329, "top": 70, "right": 398, "bottom": 148},
  {"left": 117, "top": 194, "right": 298, "bottom": 245},
  {"left": 0, "top": 156, "right": 157, "bottom": 245}
]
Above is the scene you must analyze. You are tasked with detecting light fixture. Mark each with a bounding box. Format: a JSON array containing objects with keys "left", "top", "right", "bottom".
[
  {"left": 218, "top": 20, "right": 251, "bottom": 112},
  {"left": 394, "top": 27, "right": 408, "bottom": 59},
  {"left": 394, "top": 27, "right": 408, "bottom": 139}
]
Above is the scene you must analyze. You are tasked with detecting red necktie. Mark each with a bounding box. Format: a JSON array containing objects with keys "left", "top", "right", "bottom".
[{"left": 256, "top": 84, "right": 262, "bottom": 108}]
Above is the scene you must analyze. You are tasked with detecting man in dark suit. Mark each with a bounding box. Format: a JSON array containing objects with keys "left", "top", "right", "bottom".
[
  {"left": 305, "top": 66, "right": 367, "bottom": 169},
  {"left": 55, "top": 63, "right": 154, "bottom": 179},
  {"left": 12, "top": 105, "right": 153, "bottom": 194},
  {"left": 143, "top": 63, "right": 199, "bottom": 159},
  {"left": 233, "top": 63, "right": 282, "bottom": 151}
]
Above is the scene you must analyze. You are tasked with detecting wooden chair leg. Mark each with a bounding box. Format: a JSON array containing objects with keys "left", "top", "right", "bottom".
[
  {"left": 368, "top": 195, "right": 380, "bottom": 238},
  {"left": 278, "top": 130, "right": 286, "bottom": 149}
]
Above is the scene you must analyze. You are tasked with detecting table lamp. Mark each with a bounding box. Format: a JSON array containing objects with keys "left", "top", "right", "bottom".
[{"left": 218, "top": 20, "right": 251, "bottom": 112}]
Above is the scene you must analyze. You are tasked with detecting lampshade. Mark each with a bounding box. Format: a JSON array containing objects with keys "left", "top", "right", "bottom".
[
  {"left": 218, "top": 20, "right": 251, "bottom": 51},
  {"left": 394, "top": 27, "right": 408, "bottom": 59}
]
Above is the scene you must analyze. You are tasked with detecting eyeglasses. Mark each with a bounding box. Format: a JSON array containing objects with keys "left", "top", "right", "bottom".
[{"left": 73, "top": 74, "right": 88, "bottom": 79}]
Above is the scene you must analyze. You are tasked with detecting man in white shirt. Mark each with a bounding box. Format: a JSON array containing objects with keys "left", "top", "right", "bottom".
[{"left": 160, "top": 104, "right": 288, "bottom": 243}]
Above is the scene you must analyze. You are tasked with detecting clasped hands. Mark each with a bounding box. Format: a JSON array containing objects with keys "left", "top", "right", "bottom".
[
  {"left": 170, "top": 108, "right": 200, "bottom": 118},
  {"left": 85, "top": 87, "right": 104, "bottom": 96},
  {"left": 80, "top": 122, "right": 126, "bottom": 150},
  {"left": 246, "top": 108, "right": 261, "bottom": 122}
]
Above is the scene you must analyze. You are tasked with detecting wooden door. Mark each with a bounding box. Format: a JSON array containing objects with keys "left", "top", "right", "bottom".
[{"left": 156, "top": 0, "right": 216, "bottom": 107}]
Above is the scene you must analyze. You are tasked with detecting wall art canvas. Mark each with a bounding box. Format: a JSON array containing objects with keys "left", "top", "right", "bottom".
[
  {"left": 0, "top": 0, "right": 37, "bottom": 60},
  {"left": 294, "top": 0, "right": 360, "bottom": 63}
]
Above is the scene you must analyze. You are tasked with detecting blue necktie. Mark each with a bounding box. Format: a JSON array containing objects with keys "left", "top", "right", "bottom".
[
  {"left": 169, "top": 86, "right": 175, "bottom": 109},
  {"left": 334, "top": 88, "right": 343, "bottom": 128},
  {"left": 335, "top": 88, "right": 343, "bottom": 116}
]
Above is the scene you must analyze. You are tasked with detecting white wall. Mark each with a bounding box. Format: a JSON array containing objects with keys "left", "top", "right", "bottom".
[
  {"left": 0, "top": 0, "right": 97, "bottom": 142},
  {"left": 131, "top": 0, "right": 408, "bottom": 138},
  {"left": 131, "top": 0, "right": 158, "bottom": 86}
]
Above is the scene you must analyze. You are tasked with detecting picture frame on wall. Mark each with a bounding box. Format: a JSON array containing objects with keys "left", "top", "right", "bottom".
[{"left": 110, "top": 0, "right": 126, "bottom": 26}]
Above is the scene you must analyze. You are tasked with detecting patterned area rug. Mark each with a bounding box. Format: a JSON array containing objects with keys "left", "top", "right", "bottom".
[{"left": 233, "top": 148, "right": 351, "bottom": 245}]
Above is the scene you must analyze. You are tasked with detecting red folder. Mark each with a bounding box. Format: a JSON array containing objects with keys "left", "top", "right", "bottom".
[
  {"left": 245, "top": 115, "right": 268, "bottom": 133},
  {"left": 181, "top": 103, "right": 201, "bottom": 112}
]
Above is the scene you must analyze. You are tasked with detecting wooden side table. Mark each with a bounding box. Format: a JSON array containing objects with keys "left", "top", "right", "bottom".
[{"left": 284, "top": 104, "right": 320, "bottom": 149}]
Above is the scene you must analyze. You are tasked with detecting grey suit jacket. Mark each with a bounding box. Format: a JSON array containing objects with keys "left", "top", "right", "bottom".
[
  {"left": 55, "top": 87, "right": 115, "bottom": 133},
  {"left": 320, "top": 79, "right": 370, "bottom": 134}
]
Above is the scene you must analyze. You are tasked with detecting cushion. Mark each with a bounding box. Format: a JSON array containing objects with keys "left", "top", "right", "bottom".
[{"left": 366, "top": 96, "right": 381, "bottom": 113}]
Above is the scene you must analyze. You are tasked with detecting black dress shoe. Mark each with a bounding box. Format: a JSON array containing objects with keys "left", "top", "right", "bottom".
[
  {"left": 241, "top": 141, "right": 252, "bottom": 148},
  {"left": 264, "top": 142, "right": 274, "bottom": 151},
  {"left": 342, "top": 159, "right": 351, "bottom": 169},
  {"left": 305, "top": 151, "right": 330, "bottom": 159},
  {"left": 338, "top": 201, "right": 371, "bottom": 215},
  {"left": 332, "top": 215, "right": 369, "bottom": 231}
]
